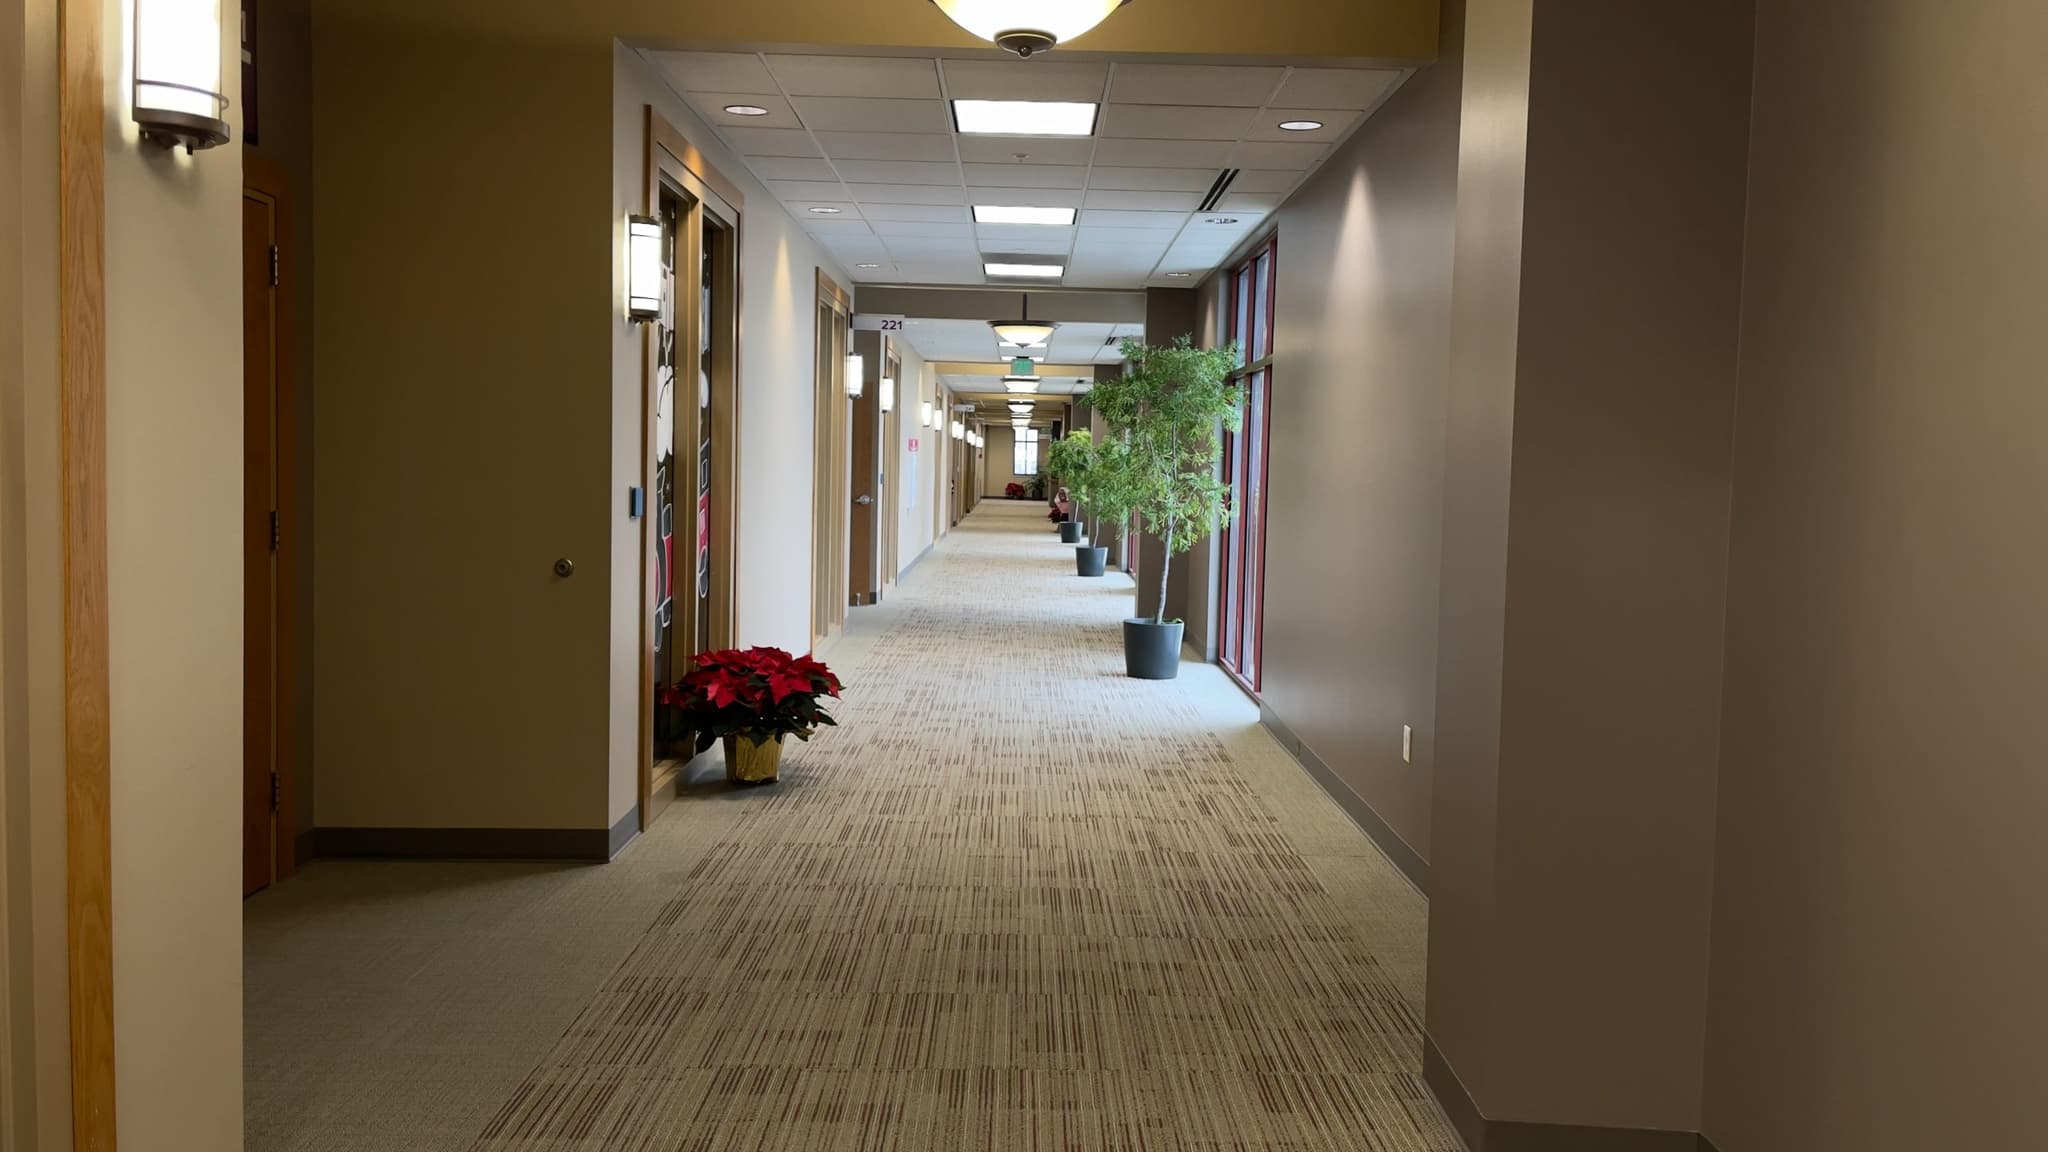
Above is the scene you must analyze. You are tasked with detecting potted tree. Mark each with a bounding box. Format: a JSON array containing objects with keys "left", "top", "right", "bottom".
[
  {"left": 1045, "top": 430, "right": 1097, "bottom": 551},
  {"left": 660, "top": 646, "right": 840, "bottom": 784},
  {"left": 1049, "top": 429, "right": 1137, "bottom": 578},
  {"left": 1090, "top": 337, "right": 1240, "bottom": 679}
]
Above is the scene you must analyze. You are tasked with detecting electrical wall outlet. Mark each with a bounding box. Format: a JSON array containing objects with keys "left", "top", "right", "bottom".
[{"left": 1402, "top": 725, "right": 1413, "bottom": 764}]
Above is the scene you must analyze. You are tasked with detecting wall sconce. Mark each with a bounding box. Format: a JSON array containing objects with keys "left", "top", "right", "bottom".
[
  {"left": 626, "top": 215, "right": 662, "bottom": 322},
  {"left": 921, "top": 400, "right": 934, "bottom": 428},
  {"left": 951, "top": 420, "right": 964, "bottom": 441},
  {"left": 134, "top": 0, "right": 231, "bottom": 152},
  {"left": 879, "top": 376, "right": 895, "bottom": 413},
  {"left": 845, "top": 354, "right": 865, "bottom": 399}
]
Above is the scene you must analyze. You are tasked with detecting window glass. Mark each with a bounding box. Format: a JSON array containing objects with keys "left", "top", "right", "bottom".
[
  {"left": 1252, "top": 251, "right": 1273, "bottom": 359},
  {"left": 1013, "top": 428, "right": 1039, "bottom": 475}
]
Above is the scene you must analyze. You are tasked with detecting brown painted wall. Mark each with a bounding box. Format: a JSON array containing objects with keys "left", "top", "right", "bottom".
[
  {"left": 1429, "top": 0, "right": 1752, "bottom": 1130},
  {"left": 1701, "top": 3, "right": 2048, "bottom": 1149},
  {"left": 1256, "top": 0, "right": 1463, "bottom": 862}
]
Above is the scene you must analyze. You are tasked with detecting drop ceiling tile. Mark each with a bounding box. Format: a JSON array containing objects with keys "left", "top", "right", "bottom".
[
  {"left": 831, "top": 159, "right": 961, "bottom": 185},
  {"left": 1099, "top": 104, "right": 1258, "bottom": 142},
  {"left": 1085, "top": 166, "right": 1218, "bottom": 192},
  {"left": 1247, "top": 108, "right": 1362, "bottom": 142},
  {"left": 1079, "top": 208, "right": 1189, "bottom": 230},
  {"left": 765, "top": 54, "right": 941, "bottom": 98},
  {"left": 872, "top": 220, "right": 975, "bottom": 239},
  {"left": 784, "top": 200, "right": 859, "bottom": 217},
  {"left": 964, "top": 187, "right": 1083, "bottom": 209},
  {"left": 646, "top": 51, "right": 779, "bottom": 94},
  {"left": 1214, "top": 192, "right": 1284, "bottom": 211},
  {"left": 792, "top": 96, "right": 951, "bottom": 134},
  {"left": 803, "top": 218, "right": 876, "bottom": 237},
  {"left": 1228, "top": 140, "right": 1329, "bottom": 170},
  {"left": 746, "top": 156, "right": 840, "bottom": 181},
  {"left": 848, "top": 183, "right": 966, "bottom": 205},
  {"left": 859, "top": 203, "right": 970, "bottom": 223},
  {"left": 1109, "top": 64, "right": 1284, "bottom": 107},
  {"left": 1091, "top": 138, "right": 1234, "bottom": 168},
  {"left": 1228, "top": 169, "right": 1301, "bottom": 194},
  {"left": 883, "top": 235, "right": 979, "bottom": 253},
  {"left": 813, "top": 131, "right": 959, "bottom": 162},
  {"left": 1083, "top": 189, "right": 1203, "bottom": 211},
  {"left": 1272, "top": 67, "right": 1402, "bottom": 110},
  {"left": 685, "top": 92, "right": 803, "bottom": 129},
  {"left": 975, "top": 224, "right": 1076, "bottom": 246},
  {"left": 769, "top": 180, "right": 857, "bottom": 202},
  {"left": 977, "top": 237, "right": 1072, "bottom": 256},
  {"left": 960, "top": 162, "right": 1089, "bottom": 189},
  {"left": 721, "top": 127, "right": 824, "bottom": 158},
  {"left": 955, "top": 135, "right": 1097, "bottom": 166},
  {"left": 941, "top": 58, "right": 1108, "bottom": 102}
]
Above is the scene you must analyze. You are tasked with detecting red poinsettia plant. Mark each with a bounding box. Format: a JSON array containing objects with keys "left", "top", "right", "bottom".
[{"left": 658, "top": 647, "right": 840, "bottom": 748}]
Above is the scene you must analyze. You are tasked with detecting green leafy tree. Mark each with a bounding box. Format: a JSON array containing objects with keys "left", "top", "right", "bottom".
[
  {"left": 1048, "top": 428, "right": 1141, "bottom": 550},
  {"left": 1090, "top": 337, "right": 1242, "bottom": 624},
  {"left": 1045, "top": 428, "right": 1096, "bottom": 518}
]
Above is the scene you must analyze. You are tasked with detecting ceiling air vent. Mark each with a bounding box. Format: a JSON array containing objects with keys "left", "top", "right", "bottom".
[{"left": 1197, "top": 168, "right": 1240, "bottom": 214}]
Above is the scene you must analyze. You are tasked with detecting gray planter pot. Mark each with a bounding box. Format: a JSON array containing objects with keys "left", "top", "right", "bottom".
[
  {"left": 1076, "top": 546, "right": 1108, "bottom": 577},
  {"left": 1057, "top": 521, "right": 1083, "bottom": 544},
  {"left": 1123, "top": 618, "right": 1184, "bottom": 680}
]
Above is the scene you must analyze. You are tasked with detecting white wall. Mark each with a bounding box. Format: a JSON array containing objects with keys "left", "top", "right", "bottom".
[
  {"left": 610, "top": 45, "right": 853, "bottom": 824},
  {"left": 891, "top": 343, "right": 936, "bottom": 574},
  {"left": 101, "top": 0, "right": 244, "bottom": 1144}
]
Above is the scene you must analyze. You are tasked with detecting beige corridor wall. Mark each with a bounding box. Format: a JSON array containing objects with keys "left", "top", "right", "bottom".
[
  {"left": 101, "top": 0, "right": 245, "bottom": 1143},
  {"left": 981, "top": 425, "right": 1033, "bottom": 498},
  {"left": 1254, "top": 3, "right": 1463, "bottom": 865},
  {"left": 1701, "top": 3, "right": 2048, "bottom": 1149},
  {"left": 609, "top": 46, "right": 852, "bottom": 826},
  {"left": 893, "top": 345, "right": 936, "bottom": 573},
  {"left": 311, "top": 13, "right": 615, "bottom": 832}
]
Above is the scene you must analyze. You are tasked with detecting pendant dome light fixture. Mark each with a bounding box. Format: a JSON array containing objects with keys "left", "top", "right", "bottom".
[
  {"left": 989, "top": 294, "right": 1058, "bottom": 348},
  {"left": 931, "top": 0, "right": 1133, "bottom": 58}
]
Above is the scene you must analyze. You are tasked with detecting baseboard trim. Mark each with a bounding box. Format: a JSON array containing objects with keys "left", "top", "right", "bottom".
[
  {"left": 607, "top": 805, "right": 639, "bottom": 859},
  {"left": 311, "top": 824, "right": 617, "bottom": 863},
  {"left": 1424, "top": 1037, "right": 1715, "bottom": 1152},
  {"left": 1259, "top": 702, "right": 1431, "bottom": 894}
]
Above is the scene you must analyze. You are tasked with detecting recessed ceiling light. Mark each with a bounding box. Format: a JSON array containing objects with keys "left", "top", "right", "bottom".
[
  {"left": 724, "top": 104, "right": 772, "bottom": 117},
  {"left": 1278, "top": 119, "right": 1324, "bottom": 132},
  {"left": 1164, "top": 272, "right": 1192, "bottom": 278},
  {"left": 855, "top": 263, "right": 880, "bottom": 269},
  {"left": 973, "top": 205, "right": 1077, "bottom": 227},
  {"left": 1204, "top": 217, "right": 1239, "bottom": 225},
  {"left": 953, "top": 99, "right": 1098, "bottom": 137},
  {"left": 985, "top": 261, "right": 1065, "bottom": 279},
  {"left": 809, "top": 207, "right": 843, "bottom": 214}
]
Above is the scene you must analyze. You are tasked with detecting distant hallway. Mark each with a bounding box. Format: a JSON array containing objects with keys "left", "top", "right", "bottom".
[{"left": 247, "top": 500, "right": 1447, "bottom": 1150}]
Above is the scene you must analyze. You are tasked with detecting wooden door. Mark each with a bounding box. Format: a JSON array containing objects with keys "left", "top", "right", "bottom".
[{"left": 242, "top": 191, "right": 279, "bottom": 896}]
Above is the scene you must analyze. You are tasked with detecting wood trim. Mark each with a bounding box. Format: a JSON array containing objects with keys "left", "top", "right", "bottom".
[
  {"left": 648, "top": 109, "right": 745, "bottom": 216},
  {"left": 58, "top": 0, "right": 116, "bottom": 1145},
  {"left": 815, "top": 267, "right": 852, "bottom": 312},
  {"left": 241, "top": 152, "right": 299, "bottom": 882}
]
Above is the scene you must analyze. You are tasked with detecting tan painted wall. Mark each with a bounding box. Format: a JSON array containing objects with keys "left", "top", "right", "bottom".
[
  {"left": 1429, "top": 0, "right": 1750, "bottom": 1131},
  {"left": 891, "top": 344, "right": 939, "bottom": 574},
  {"left": 1701, "top": 3, "right": 2048, "bottom": 1149},
  {"left": 311, "top": 12, "right": 615, "bottom": 831},
  {"left": 101, "top": 0, "right": 246, "bottom": 1143},
  {"left": 1255, "top": 0, "right": 1462, "bottom": 861},
  {"left": 1, "top": 1, "right": 73, "bottom": 1145},
  {"left": 981, "top": 425, "right": 1034, "bottom": 498}
]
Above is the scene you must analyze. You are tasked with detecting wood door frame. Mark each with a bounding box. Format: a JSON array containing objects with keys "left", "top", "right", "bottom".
[
  {"left": 241, "top": 152, "right": 300, "bottom": 886},
  {"left": 58, "top": 0, "right": 116, "bottom": 1144},
  {"left": 881, "top": 344, "right": 901, "bottom": 585},
  {"left": 638, "top": 108, "right": 744, "bottom": 832},
  {"left": 810, "top": 271, "right": 851, "bottom": 650}
]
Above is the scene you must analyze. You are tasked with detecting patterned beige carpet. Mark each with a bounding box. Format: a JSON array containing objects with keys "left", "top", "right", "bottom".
[{"left": 246, "top": 501, "right": 1454, "bottom": 1151}]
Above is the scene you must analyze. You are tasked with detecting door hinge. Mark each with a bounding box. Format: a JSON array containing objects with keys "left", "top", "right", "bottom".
[
  {"left": 270, "top": 772, "right": 280, "bottom": 811},
  {"left": 269, "top": 509, "right": 280, "bottom": 551},
  {"left": 269, "top": 244, "right": 280, "bottom": 287}
]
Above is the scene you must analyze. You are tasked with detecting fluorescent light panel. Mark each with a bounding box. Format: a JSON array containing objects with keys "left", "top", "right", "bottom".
[
  {"left": 953, "top": 99, "right": 1098, "bottom": 137},
  {"left": 985, "top": 261, "right": 1065, "bottom": 279},
  {"left": 973, "top": 205, "right": 1077, "bottom": 227}
]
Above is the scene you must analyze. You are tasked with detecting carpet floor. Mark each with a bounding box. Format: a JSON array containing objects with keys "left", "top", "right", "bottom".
[{"left": 246, "top": 501, "right": 1455, "bottom": 1151}]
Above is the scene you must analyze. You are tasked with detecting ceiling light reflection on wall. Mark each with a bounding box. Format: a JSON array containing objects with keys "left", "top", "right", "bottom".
[
  {"left": 972, "top": 205, "right": 1077, "bottom": 227},
  {"left": 930, "top": 0, "right": 1132, "bottom": 57},
  {"left": 626, "top": 215, "right": 663, "bottom": 322},
  {"left": 134, "top": 0, "right": 231, "bottom": 152},
  {"left": 953, "top": 99, "right": 1099, "bottom": 136}
]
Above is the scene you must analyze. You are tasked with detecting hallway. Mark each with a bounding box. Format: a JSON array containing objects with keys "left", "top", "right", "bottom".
[{"left": 246, "top": 501, "right": 1449, "bottom": 1151}]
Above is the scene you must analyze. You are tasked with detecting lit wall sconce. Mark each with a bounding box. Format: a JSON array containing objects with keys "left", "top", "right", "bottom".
[
  {"left": 951, "top": 420, "right": 964, "bottom": 440},
  {"left": 626, "top": 215, "right": 662, "bottom": 322},
  {"left": 845, "top": 354, "right": 865, "bottom": 399},
  {"left": 879, "top": 376, "right": 895, "bottom": 413},
  {"left": 921, "top": 400, "right": 934, "bottom": 428},
  {"left": 133, "top": 0, "right": 231, "bottom": 152}
]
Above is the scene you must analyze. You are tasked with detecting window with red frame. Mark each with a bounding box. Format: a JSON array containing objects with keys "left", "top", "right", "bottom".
[{"left": 1217, "top": 236, "right": 1275, "bottom": 694}]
